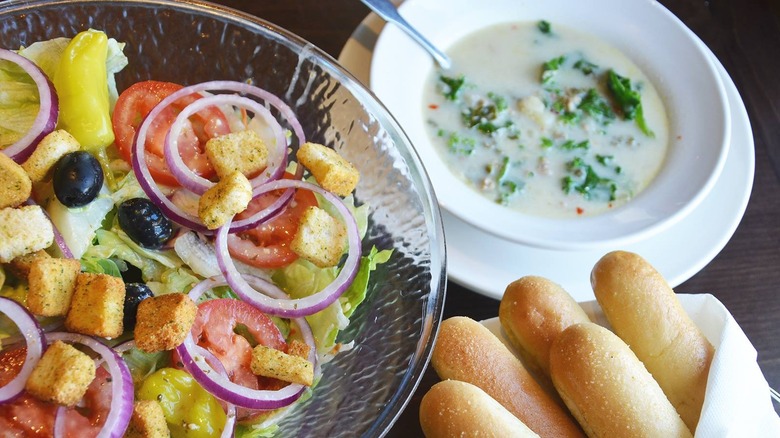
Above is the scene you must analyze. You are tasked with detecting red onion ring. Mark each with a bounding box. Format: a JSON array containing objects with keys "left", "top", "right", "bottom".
[
  {"left": 133, "top": 117, "right": 209, "bottom": 233},
  {"left": 227, "top": 160, "right": 307, "bottom": 234},
  {"left": 50, "top": 221, "right": 74, "bottom": 259},
  {"left": 45, "top": 332, "right": 134, "bottom": 438},
  {"left": 132, "top": 81, "right": 305, "bottom": 233},
  {"left": 215, "top": 179, "right": 362, "bottom": 317},
  {"left": 112, "top": 339, "right": 237, "bottom": 436},
  {"left": 177, "top": 327, "right": 305, "bottom": 411},
  {"left": 161, "top": 80, "right": 306, "bottom": 149},
  {"left": 25, "top": 198, "right": 74, "bottom": 259},
  {"left": 164, "top": 94, "right": 287, "bottom": 195},
  {"left": 175, "top": 275, "right": 317, "bottom": 410},
  {"left": 187, "top": 276, "right": 318, "bottom": 369},
  {"left": 193, "top": 345, "right": 236, "bottom": 438},
  {"left": 0, "top": 314, "right": 62, "bottom": 348},
  {"left": 53, "top": 406, "right": 66, "bottom": 438},
  {"left": 0, "top": 48, "right": 59, "bottom": 163},
  {"left": 133, "top": 140, "right": 296, "bottom": 235},
  {"left": 0, "top": 297, "right": 46, "bottom": 404}
]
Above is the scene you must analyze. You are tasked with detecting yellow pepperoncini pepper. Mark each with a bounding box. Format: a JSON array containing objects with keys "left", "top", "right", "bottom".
[
  {"left": 137, "top": 368, "right": 228, "bottom": 437},
  {"left": 54, "top": 29, "right": 115, "bottom": 150}
]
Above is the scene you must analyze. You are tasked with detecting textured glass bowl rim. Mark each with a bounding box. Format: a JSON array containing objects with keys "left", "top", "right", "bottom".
[{"left": 0, "top": 0, "right": 448, "bottom": 435}]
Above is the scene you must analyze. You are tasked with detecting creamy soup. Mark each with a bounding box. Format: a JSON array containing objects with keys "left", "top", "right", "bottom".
[{"left": 422, "top": 21, "right": 669, "bottom": 218}]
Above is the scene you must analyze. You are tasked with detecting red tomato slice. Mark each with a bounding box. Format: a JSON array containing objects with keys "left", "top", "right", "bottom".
[
  {"left": 189, "top": 299, "right": 287, "bottom": 391},
  {"left": 0, "top": 347, "right": 113, "bottom": 438},
  {"left": 227, "top": 176, "right": 318, "bottom": 269},
  {"left": 112, "top": 80, "right": 230, "bottom": 187}
]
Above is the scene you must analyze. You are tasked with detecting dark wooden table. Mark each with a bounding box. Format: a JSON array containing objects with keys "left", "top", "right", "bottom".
[{"left": 219, "top": 0, "right": 779, "bottom": 434}]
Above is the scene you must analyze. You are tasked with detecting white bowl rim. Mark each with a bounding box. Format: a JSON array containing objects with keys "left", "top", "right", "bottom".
[{"left": 370, "top": 0, "right": 731, "bottom": 250}]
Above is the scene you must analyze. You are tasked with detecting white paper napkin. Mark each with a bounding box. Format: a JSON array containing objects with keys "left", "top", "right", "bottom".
[
  {"left": 485, "top": 293, "right": 780, "bottom": 436},
  {"left": 581, "top": 294, "right": 780, "bottom": 436}
]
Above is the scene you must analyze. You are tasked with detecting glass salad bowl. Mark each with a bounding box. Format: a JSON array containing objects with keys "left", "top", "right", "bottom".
[{"left": 0, "top": 0, "right": 446, "bottom": 436}]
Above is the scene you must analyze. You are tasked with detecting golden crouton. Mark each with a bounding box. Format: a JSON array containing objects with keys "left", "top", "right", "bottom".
[
  {"left": 290, "top": 206, "right": 346, "bottom": 268},
  {"left": 125, "top": 400, "right": 171, "bottom": 438},
  {"left": 7, "top": 249, "right": 51, "bottom": 280},
  {"left": 296, "top": 142, "right": 359, "bottom": 197},
  {"left": 25, "top": 340, "right": 96, "bottom": 407},
  {"left": 287, "top": 339, "right": 311, "bottom": 359},
  {"left": 250, "top": 344, "right": 313, "bottom": 386},
  {"left": 198, "top": 171, "right": 252, "bottom": 230},
  {"left": 205, "top": 129, "right": 269, "bottom": 179},
  {"left": 21, "top": 130, "right": 81, "bottom": 183},
  {"left": 64, "top": 272, "right": 125, "bottom": 339},
  {"left": 134, "top": 293, "right": 197, "bottom": 353},
  {"left": 0, "top": 205, "right": 54, "bottom": 263},
  {"left": 0, "top": 152, "right": 32, "bottom": 208},
  {"left": 27, "top": 257, "right": 82, "bottom": 317},
  {"left": 0, "top": 266, "right": 5, "bottom": 291}
]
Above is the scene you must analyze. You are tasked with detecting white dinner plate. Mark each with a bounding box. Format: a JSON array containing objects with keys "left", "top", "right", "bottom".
[{"left": 338, "top": 9, "right": 754, "bottom": 302}]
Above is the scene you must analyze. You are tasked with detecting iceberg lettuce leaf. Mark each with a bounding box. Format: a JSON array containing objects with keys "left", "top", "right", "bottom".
[
  {"left": 122, "top": 348, "right": 171, "bottom": 389},
  {"left": 15, "top": 37, "right": 71, "bottom": 79},
  {"left": 0, "top": 33, "right": 127, "bottom": 149},
  {"left": 0, "top": 38, "right": 67, "bottom": 147},
  {"left": 340, "top": 246, "right": 393, "bottom": 318},
  {"left": 272, "top": 246, "right": 393, "bottom": 355}
]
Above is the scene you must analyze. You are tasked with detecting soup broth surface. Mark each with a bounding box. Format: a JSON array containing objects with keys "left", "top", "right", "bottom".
[{"left": 423, "top": 21, "right": 669, "bottom": 218}]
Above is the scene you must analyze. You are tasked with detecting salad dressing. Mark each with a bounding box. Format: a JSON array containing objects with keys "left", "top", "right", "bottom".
[{"left": 423, "top": 21, "right": 669, "bottom": 218}]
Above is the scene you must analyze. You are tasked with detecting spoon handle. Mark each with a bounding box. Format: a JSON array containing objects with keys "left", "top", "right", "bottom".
[{"left": 360, "top": 0, "right": 451, "bottom": 69}]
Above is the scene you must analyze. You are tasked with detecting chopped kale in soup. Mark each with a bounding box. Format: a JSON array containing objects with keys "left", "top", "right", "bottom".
[{"left": 423, "top": 21, "right": 669, "bottom": 218}]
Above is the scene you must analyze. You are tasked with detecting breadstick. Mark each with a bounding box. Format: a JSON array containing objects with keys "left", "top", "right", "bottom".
[
  {"left": 591, "top": 250, "right": 713, "bottom": 431},
  {"left": 431, "top": 316, "right": 584, "bottom": 438},
  {"left": 499, "top": 276, "right": 591, "bottom": 376},
  {"left": 550, "top": 322, "right": 693, "bottom": 438},
  {"left": 419, "top": 380, "right": 540, "bottom": 438}
]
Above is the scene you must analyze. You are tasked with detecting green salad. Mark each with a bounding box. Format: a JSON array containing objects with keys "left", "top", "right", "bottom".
[{"left": 0, "top": 29, "right": 390, "bottom": 437}]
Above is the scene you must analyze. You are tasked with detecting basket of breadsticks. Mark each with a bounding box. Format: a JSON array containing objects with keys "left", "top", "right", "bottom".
[{"left": 420, "top": 250, "right": 780, "bottom": 437}]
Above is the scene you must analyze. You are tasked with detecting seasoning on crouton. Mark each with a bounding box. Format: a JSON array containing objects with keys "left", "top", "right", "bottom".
[
  {"left": 0, "top": 152, "right": 32, "bottom": 208},
  {"left": 27, "top": 257, "right": 82, "bottom": 317},
  {"left": 198, "top": 171, "right": 252, "bottom": 230},
  {"left": 125, "top": 400, "right": 171, "bottom": 438},
  {"left": 0, "top": 205, "right": 54, "bottom": 263},
  {"left": 250, "top": 344, "right": 314, "bottom": 386},
  {"left": 205, "top": 129, "right": 269, "bottom": 179},
  {"left": 64, "top": 272, "right": 125, "bottom": 339},
  {"left": 290, "top": 206, "right": 346, "bottom": 268},
  {"left": 21, "top": 130, "right": 81, "bottom": 183},
  {"left": 7, "top": 249, "right": 51, "bottom": 280},
  {"left": 25, "top": 340, "right": 96, "bottom": 407},
  {"left": 296, "top": 142, "right": 359, "bottom": 197},
  {"left": 134, "top": 293, "right": 198, "bottom": 353},
  {"left": 287, "top": 339, "right": 311, "bottom": 359}
]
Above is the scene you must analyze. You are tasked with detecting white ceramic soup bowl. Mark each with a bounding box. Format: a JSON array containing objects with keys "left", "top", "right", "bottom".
[{"left": 371, "top": 0, "right": 730, "bottom": 250}]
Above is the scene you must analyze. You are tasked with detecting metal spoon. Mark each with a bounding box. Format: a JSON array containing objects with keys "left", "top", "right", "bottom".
[{"left": 360, "top": 0, "right": 452, "bottom": 69}]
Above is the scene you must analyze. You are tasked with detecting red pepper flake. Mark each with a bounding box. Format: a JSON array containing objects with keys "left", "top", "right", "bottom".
[
  {"left": 576, "top": 207, "right": 584, "bottom": 215},
  {"left": 428, "top": 104, "right": 439, "bottom": 110}
]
